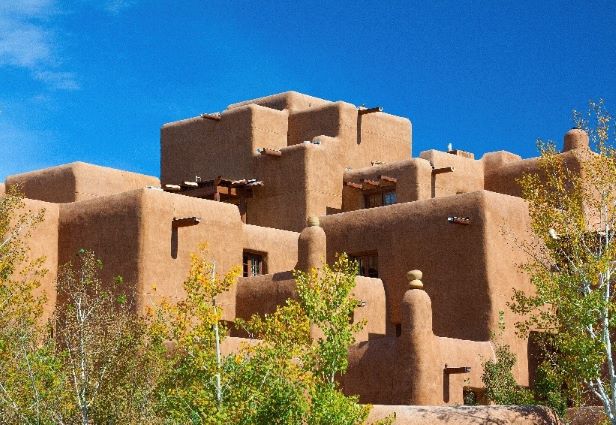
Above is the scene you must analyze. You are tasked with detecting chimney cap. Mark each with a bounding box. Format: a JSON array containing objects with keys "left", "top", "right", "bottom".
[{"left": 307, "top": 216, "right": 320, "bottom": 227}]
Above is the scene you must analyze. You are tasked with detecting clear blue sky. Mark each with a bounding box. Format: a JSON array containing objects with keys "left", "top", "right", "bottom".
[{"left": 1, "top": 1, "right": 615, "bottom": 180}]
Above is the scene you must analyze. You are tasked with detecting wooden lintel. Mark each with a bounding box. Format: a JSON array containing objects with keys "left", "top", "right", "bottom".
[
  {"left": 164, "top": 184, "right": 181, "bottom": 191},
  {"left": 201, "top": 113, "right": 221, "bottom": 121},
  {"left": 444, "top": 366, "right": 471, "bottom": 374},
  {"left": 380, "top": 175, "right": 397, "bottom": 184},
  {"left": 346, "top": 182, "right": 363, "bottom": 190},
  {"left": 432, "top": 166, "right": 455, "bottom": 175},
  {"left": 358, "top": 106, "right": 383, "bottom": 115},
  {"left": 260, "top": 148, "right": 282, "bottom": 157},
  {"left": 173, "top": 216, "right": 201, "bottom": 228}
]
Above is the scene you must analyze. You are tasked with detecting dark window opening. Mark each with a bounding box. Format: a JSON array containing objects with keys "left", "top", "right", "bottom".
[
  {"left": 351, "top": 252, "right": 378, "bottom": 278},
  {"left": 395, "top": 323, "right": 402, "bottom": 337},
  {"left": 364, "top": 190, "right": 396, "bottom": 208},
  {"left": 243, "top": 251, "right": 265, "bottom": 277}
]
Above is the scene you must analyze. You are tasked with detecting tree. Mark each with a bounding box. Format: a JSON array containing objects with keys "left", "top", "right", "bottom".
[
  {"left": 481, "top": 312, "right": 534, "bottom": 406},
  {"left": 157, "top": 248, "right": 385, "bottom": 424},
  {"left": 0, "top": 194, "right": 168, "bottom": 425},
  {"left": 155, "top": 246, "right": 242, "bottom": 424},
  {"left": 54, "top": 249, "right": 166, "bottom": 424},
  {"left": 510, "top": 100, "right": 616, "bottom": 422},
  {"left": 242, "top": 254, "right": 371, "bottom": 425},
  {"left": 0, "top": 187, "right": 65, "bottom": 424},
  {"left": 0, "top": 189, "right": 385, "bottom": 423}
]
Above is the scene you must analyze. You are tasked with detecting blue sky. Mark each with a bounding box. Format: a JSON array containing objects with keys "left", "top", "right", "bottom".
[{"left": 1, "top": 1, "right": 615, "bottom": 180}]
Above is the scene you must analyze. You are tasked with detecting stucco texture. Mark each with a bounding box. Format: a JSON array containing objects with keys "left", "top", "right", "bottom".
[
  {"left": 6, "top": 162, "right": 159, "bottom": 204},
  {"left": 367, "top": 405, "right": 560, "bottom": 425}
]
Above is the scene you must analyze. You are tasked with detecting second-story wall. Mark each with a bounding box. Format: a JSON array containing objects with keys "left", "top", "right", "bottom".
[{"left": 161, "top": 104, "right": 288, "bottom": 184}]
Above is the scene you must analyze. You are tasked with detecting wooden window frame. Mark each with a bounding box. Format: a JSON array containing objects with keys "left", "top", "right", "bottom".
[
  {"left": 243, "top": 251, "right": 266, "bottom": 277},
  {"left": 364, "top": 189, "right": 396, "bottom": 209},
  {"left": 350, "top": 251, "right": 379, "bottom": 278}
]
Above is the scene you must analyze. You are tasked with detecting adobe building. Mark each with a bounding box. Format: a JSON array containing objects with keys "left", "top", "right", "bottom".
[{"left": 1, "top": 91, "right": 593, "bottom": 409}]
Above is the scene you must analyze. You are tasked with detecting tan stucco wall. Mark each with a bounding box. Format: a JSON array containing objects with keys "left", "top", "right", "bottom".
[
  {"left": 419, "top": 150, "right": 485, "bottom": 197},
  {"left": 484, "top": 149, "right": 585, "bottom": 198},
  {"left": 242, "top": 224, "right": 299, "bottom": 273},
  {"left": 352, "top": 277, "right": 387, "bottom": 341},
  {"left": 22, "top": 199, "right": 59, "bottom": 323},
  {"left": 6, "top": 162, "right": 159, "bottom": 204},
  {"left": 344, "top": 287, "right": 495, "bottom": 405},
  {"left": 227, "top": 91, "right": 329, "bottom": 113},
  {"left": 161, "top": 104, "right": 288, "bottom": 185},
  {"left": 58, "top": 188, "right": 243, "bottom": 319},
  {"left": 249, "top": 140, "right": 344, "bottom": 231},
  {"left": 324, "top": 190, "right": 533, "bottom": 383},
  {"left": 287, "top": 101, "right": 411, "bottom": 169},
  {"left": 483, "top": 191, "right": 534, "bottom": 384},
  {"left": 0, "top": 183, "right": 5, "bottom": 195},
  {"left": 161, "top": 93, "right": 412, "bottom": 232},
  {"left": 343, "top": 159, "right": 432, "bottom": 211},
  {"left": 139, "top": 189, "right": 243, "bottom": 319},
  {"left": 235, "top": 272, "right": 296, "bottom": 321},
  {"left": 322, "top": 191, "right": 494, "bottom": 339}
]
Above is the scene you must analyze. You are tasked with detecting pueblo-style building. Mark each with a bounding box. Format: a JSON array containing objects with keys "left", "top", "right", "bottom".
[{"left": 1, "top": 91, "right": 592, "bottom": 407}]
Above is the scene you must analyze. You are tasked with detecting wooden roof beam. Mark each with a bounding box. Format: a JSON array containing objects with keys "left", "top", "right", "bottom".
[
  {"left": 358, "top": 106, "right": 383, "bottom": 115},
  {"left": 258, "top": 148, "right": 282, "bottom": 157},
  {"left": 432, "top": 166, "right": 455, "bottom": 175},
  {"left": 346, "top": 181, "right": 363, "bottom": 190},
  {"left": 362, "top": 179, "right": 380, "bottom": 189},
  {"left": 379, "top": 175, "right": 397, "bottom": 184},
  {"left": 173, "top": 216, "right": 201, "bottom": 228},
  {"left": 200, "top": 112, "right": 221, "bottom": 121}
]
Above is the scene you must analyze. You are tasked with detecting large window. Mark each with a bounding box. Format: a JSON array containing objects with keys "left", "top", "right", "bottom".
[
  {"left": 364, "top": 190, "right": 396, "bottom": 208},
  {"left": 243, "top": 251, "right": 265, "bottom": 277},
  {"left": 351, "top": 252, "right": 378, "bottom": 278}
]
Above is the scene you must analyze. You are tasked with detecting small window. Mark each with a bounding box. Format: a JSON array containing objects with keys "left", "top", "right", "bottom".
[
  {"left": 243, "top": 252, "right": 265, "bottom": 277},
  {"left": 383, "top": 191, "right": 396, "bottom": 205},
  {"left": 365, "top": 192, "right": 383, "bottom": 208},
  {"left": 351, "top": 252, "right": 378, "bottom": 278},
  {"left": 364, "top": 190, "right": 396, "bottom": 208}
]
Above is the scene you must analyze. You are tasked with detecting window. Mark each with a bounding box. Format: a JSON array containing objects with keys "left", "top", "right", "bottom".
[
  {"left": 351, "top": 252, "right": 378, "bottom": 278},
  {"left": 364, "top": 190, "right": 396, "bottom": 208},
  {"left": 243, "top": 252, "right": 265, "bottom": 277},
  {"left": 383, "top": 191, "right": 397, "bottom": 205}
]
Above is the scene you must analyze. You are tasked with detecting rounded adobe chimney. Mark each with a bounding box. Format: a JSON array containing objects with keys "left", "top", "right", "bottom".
[
  {"left": 563, "top": 128, "right": 589, "bottom": 152},
  {"left": 297, "top": 216, "right": 326, "bottom": 271}
]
